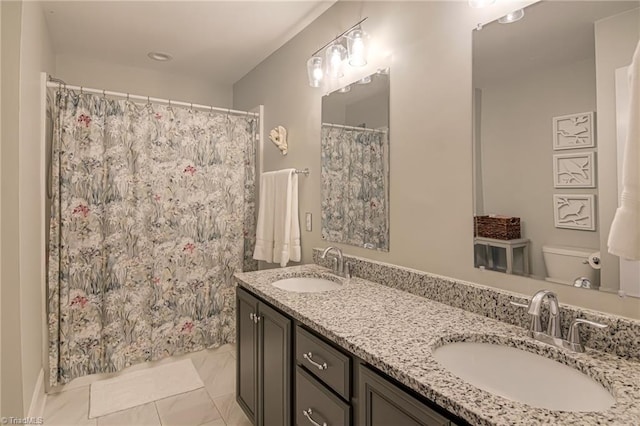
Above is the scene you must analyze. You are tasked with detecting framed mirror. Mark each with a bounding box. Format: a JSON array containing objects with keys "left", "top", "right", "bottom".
[
  {"left": 472, "top": 1, "right": 640, "bottom": 296},
  {"left": 321, "top": 70, "right": 390, "bottom": 251}
]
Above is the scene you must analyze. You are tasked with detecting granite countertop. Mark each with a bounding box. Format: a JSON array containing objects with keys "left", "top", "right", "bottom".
[{"left": 234, "top": 264, "right": 640, "bottom": 426}]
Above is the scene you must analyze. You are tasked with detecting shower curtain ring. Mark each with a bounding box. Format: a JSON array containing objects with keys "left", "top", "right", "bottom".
[
  {"left": 126, "top": 93, "right": 130, "bottom": 101},
  {"left": 80, "top": 86, "right": 84, "bottom": 94}
]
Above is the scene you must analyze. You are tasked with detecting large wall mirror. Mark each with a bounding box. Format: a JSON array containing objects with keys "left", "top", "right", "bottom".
[
  {"left": 472, "top": 1, "right": 640, "bottom": 296},
  {"left": 321, "top": 70, "right": 390, "bottom": 251}
]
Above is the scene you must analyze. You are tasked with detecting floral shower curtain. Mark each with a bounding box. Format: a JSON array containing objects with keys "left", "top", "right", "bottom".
[
  {"left": 321, "top": 125, "right": 389, "bottom": 250},
  {"left": 47, "top": 89, "right": 257, "bottom": 387}
]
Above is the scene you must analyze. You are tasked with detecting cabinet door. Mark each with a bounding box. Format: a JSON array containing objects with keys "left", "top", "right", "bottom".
[
  {"left": 237, "top": 288, "right": 259, "bottom": 424},
  {"left": 359, "top": 365, "right": 450, "bottom": 426},
  {"left": 258, "top": 302, "right": 292, "bottom": 426}
]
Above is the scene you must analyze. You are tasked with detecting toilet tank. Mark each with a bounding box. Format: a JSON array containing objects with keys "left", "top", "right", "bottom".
[{"left": 542, "top": 245, "right": 599, "bottom": 286}]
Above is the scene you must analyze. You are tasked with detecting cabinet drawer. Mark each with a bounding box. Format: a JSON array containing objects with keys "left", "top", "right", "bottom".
[
  {"left": 296, "top": 326, "right": 351, "bottom": 400},
  {"left": 296, "top": 366, "right": 350, "bottom": 426}
]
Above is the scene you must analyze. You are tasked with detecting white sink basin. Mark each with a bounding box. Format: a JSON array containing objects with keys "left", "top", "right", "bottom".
[
  {"left": 432, "top": 342, "right": 615, "bottom": 412},
  {"left": 271, "top": 276, "right": 342, "bottom": 293}
]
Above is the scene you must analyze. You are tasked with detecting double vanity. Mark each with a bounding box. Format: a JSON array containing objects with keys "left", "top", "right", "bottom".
[{"left": 234, "top": 249, "right": 640, "bottom": 425}]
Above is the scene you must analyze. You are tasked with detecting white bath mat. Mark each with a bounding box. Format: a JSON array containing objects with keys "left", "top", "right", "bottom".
[{"left": 89, "top": 359, "right": 204, "bottom": 418}]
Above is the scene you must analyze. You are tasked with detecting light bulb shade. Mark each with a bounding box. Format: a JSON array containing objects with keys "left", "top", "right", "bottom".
[
  {"left": 326, "top": 44, "right": 347, "bottom": 79},
  {"left": 498, "top": 9, "right": 525, "bottom": 24},
  {"left": 347, "top": 28, "right": 368, "bottom": 67},
  {"left": 306, "top": 56, "right": 324, "bottom": 87},
  {"left": 468, "top": 0, "right": 496, "bottom": 8}
]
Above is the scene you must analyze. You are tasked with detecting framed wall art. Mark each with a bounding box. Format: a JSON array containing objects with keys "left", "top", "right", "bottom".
[
  {"left": 553, "top": 194, "right": 596, "bottom": 231},
  {"left": 553, "top": 152, "right": 596, "bottom": 188},
  {"left": 553, "top": 112, "right": 595, "bottom": 150}
]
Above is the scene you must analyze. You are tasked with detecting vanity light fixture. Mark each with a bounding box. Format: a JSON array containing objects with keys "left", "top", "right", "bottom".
[
  {"left": 326, "top": 43, "right": 347, "bottom": 79},
  {"left": 306, "top": 17, "right": 369, "bottom": 88},
  {"left": 356, "top": 75, "right": 372, "bottom": 84},
  {"left": 338, "top": 85, "right": 351, "bottom": 93},
  {"left": 347, "top": 27, "right": 368, "bottom": 67},
  {"left": 468, "top": 0, "right": 496, "bottom": 8},
  {"left": 498, "top": 9, "right": 525, "bottom": 24},
  {"left": 307, "top": 57, "right": 324, "bottom": 88}
]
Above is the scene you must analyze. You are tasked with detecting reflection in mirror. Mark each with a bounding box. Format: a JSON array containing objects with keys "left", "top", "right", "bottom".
[
  {"left": 321, "top": 70, "right": 390, "bottom": 251},
  {"left": 472, "top": 1, "right": 640, "bottom": 296}
]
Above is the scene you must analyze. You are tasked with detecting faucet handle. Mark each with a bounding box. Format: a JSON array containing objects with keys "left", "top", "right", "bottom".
[
  {"left": 344, "top": 262, "right": 352, "bottom": 279},
  {"left": 567, "top": 318, "right": 608, "bottom": 347},
  {"left": 330, "top": 257, "right": 338, "bottom": 273},
  {"left": 510, "top": 301, "right": 529, "bottom": 308}
]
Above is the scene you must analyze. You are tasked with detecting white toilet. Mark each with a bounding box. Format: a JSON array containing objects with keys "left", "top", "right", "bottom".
[{"left": 542, "top": 245, "right": 600, "bottom": 287}]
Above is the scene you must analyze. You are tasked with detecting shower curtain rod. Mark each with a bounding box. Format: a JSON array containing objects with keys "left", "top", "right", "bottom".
[
  {"left": 322, "top": 122, "right": 387, "bottom": 133},
  {"left": 46, "top": 79, "right": 258, "bottom": 117}
]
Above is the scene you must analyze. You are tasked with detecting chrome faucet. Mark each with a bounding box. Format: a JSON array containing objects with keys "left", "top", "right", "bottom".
[
  {"left": 511, "top": 290, "right": 607, "bottom": 352},
  {"left": 528, "top": 290, "right": 562, "bottom": 338},
  {"left": 320, "top": 246, "right": 351, "bottom": 278}
]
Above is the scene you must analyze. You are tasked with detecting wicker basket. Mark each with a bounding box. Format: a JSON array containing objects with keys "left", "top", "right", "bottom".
[{"left": 474, "top": 215, "right": 521, "bottom": 240}]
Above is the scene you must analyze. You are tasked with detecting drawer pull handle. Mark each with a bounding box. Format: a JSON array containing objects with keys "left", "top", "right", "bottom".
[
  {"left": 303, "top": 408, "right": 327, "bottom": 426},
  {"left": 303, "top": 352, "right": 328, "bottom": 370}
]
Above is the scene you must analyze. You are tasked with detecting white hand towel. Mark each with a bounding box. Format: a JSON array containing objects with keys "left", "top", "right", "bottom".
[
  {"left": 608, "top": 40, "right": 640, "bottom": 261},
  {"left": 253, "top": 169, "right": 301, "bottom": 267}
]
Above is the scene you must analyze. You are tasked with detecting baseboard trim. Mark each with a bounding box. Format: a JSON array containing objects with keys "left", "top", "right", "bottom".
[{"left": 27, "top": 369, "right": 46, "bottom": 418}]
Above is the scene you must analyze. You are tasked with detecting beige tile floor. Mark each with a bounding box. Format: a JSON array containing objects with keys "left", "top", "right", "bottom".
[{"left": 43, "top": 344, "right": 252, "bottom": 426}]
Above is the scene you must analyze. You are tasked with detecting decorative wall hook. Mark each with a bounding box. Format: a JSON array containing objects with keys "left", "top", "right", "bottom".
[{"left": 269, "top": 125, "right": 288, "bottom": 155}]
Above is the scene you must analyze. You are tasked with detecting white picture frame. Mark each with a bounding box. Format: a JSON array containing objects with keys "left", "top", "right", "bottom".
[
  {"left": 553, "top": 112, "right": 595, "bottom": 150},
  {"left": 553, "top": 152, "right": 596, "bottom": 188},
  {"left": 553, "top": 194, "right": 596, "bottom": 231}
]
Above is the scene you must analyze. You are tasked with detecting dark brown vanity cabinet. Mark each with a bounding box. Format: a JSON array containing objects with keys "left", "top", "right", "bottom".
[
  {"left": 236, "top": 286, "right": 463, "bottom": 426},
  {"left": 236, "top": 287, "right": 291, "bottom": 426}
]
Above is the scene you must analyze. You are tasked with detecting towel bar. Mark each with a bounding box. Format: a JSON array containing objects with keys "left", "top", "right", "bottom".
[{"left": 295, "top": 168, "right": 310, "bottom": 176}]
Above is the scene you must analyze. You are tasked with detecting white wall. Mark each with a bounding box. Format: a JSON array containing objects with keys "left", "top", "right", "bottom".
[
  {"left": 0, "top": 2, "right": 3, "bottom": 415},
  {"left": 595, "top": 8, "right": 640, "bottom": 293},
  {"left": 1, "top": 0, "right": 57, "bottom": 416},
  {"left": 233, "top": 1, "right": 640, "bottom": 318},
  {"left": 1, "top": 0, "right": 25, "bottom": 417},
  {"left": 56, "top": 54, "right": 233, "bottom": 107},
  {"left": 18, "top": 0, "right": 55, "bottom": 413},
  {"left": 479, "top": 57, "right": 598, "bottom": 280},
  {"left": 0, "top": 1, "right": 3, "bottom": 416}
]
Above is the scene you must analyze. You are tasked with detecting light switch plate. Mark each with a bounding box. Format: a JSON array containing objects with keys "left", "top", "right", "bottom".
[{"left": 305, "top": 212, "right": 312, "bottom": 232}]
